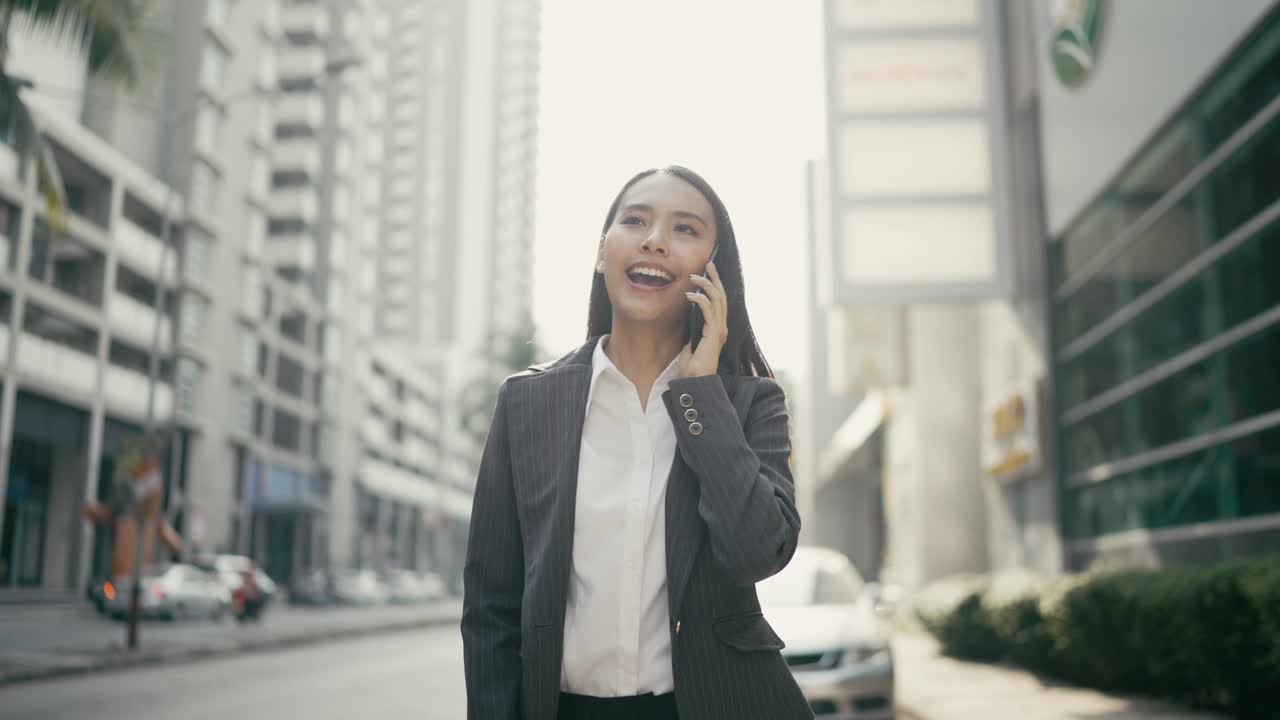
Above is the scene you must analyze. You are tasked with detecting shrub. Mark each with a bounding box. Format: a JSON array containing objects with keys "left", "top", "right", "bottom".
[{"left": 917, "top": 555, "right": 1280, "bottom": 718}]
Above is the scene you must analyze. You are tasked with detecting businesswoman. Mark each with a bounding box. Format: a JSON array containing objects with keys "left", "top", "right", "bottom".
[{"left": 463, "top": 166, "right": 810, "bottom": 720}]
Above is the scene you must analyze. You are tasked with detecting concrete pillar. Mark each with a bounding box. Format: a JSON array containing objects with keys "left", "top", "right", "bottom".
[
  {"left": 911, "top": 304, "right": 988, "bottom": 582},
  {"left": 42, "top": 445, "right": 86, "bottom": 590}
]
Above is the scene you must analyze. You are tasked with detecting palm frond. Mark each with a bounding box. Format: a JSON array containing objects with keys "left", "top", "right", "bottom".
[
  {"left": 0, "top": 69, "right": 66, "bottom": 229},
  {"left": 0, "top": 0, "right": 165, "bottom": 87}
]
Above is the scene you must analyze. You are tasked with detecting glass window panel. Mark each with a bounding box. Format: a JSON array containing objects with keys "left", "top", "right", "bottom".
[
  {"left": 1064, "top": 424, "right": 1280, "bottom": 539},
  {"left": 1206, "top": 113, "right": 1280, "bottom": 239},
  {"left": 1065, "top": 319, "right": 1280, "bottom": 475}
]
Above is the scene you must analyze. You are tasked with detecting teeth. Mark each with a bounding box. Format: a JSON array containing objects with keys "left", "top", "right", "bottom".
[{"left": 629, "top": 266, "right": 673, "bottom": 282}]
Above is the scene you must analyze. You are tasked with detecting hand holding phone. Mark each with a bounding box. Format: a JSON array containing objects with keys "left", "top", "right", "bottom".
[{"left": 686, "top": 244, "right": 721, "bottom": 352}]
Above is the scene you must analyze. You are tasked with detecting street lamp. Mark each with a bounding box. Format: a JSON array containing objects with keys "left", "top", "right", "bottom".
[{"left": 126, "top": 52, "right": 361, "bottom": 650}]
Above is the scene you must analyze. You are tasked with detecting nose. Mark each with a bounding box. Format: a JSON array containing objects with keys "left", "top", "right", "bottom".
[{"left": 641, "top": 228, "right": 669, "bottom": 256}]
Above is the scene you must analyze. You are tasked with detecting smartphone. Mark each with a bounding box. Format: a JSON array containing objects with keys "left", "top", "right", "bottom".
[{"left": 686, "top": 244, "right": 721, "bottom": 352}]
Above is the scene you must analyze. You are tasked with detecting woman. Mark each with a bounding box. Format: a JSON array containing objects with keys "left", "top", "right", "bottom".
[{"left": 463, "top": 166, "right": 810, "bottom": 720}]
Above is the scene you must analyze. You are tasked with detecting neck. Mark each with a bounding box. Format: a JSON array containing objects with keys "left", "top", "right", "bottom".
[{"left": 602, "top": 316, "right": 685, "bottom": 389}]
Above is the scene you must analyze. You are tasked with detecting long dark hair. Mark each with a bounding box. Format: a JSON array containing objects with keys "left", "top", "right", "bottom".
[{"left": 586, "top": 165, "right": 774, "bottom": 378}]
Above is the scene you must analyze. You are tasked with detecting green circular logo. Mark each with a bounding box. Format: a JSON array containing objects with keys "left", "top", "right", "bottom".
[{"left": 1050, "top": 0, "right": 1106, "bottom": 89}]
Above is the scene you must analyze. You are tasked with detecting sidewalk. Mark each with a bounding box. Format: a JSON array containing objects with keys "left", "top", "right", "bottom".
[
  {"left": 893, "top": 632, "right": 1226, "bottom": 720},
  {"left": 0, "top": 601, "right": 463, "bottom": 687}
]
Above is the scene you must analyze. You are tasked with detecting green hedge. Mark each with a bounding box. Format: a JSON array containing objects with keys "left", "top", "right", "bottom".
[{"left": 915, "top": 555, "right": 1280, "bottom": 718}]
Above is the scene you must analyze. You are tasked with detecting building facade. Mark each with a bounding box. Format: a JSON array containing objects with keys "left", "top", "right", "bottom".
[
  {"left": 1041, "top": 0, "right": 1280, "bottom": 569},
  {"left": 807, "top": 0, "right": 1280, "bottom": 588}
]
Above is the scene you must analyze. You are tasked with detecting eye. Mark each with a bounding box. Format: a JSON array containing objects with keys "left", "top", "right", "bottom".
[
  {"left": 620, "top": 215, "right": 644, "bottom": 226},
  {"left": 675, "top": 223, "right": 698, "bottom": 235}
]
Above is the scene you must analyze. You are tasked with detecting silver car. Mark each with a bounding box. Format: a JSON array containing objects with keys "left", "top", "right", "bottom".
[
  {"left": 105, "top": 564, "right": 231, "bottom": 621},
  {"left": 758, "top": 546, "right": 895, "bottom": 719}
]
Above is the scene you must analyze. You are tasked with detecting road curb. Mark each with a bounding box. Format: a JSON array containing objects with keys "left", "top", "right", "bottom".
[{"left": 0, "top": 612, "right": 461, "bottom": 689}]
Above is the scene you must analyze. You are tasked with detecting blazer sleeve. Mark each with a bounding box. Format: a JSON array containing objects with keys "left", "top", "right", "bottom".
[
  {"left": 461, "top": 381, "right": 523, "bottom": 719},
  {"left": 662, "top": 375, "right": 801, "bottom": 586}
]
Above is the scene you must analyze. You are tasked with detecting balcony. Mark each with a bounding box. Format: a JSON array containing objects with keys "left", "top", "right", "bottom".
[
  {"left": 264, "top": 235, "right": 317, "bottom": 273},
  {"left": 275, "top": 95, "right": 325, "bottom": 131},
  {"left": 280, "top": 3, "right": 330, "bottom": 42},
  {"left": 277, "top": 46, "right": 326, "bottom": 83},
  {"left": 269, "top": 187, "right": 318, "bottom": 223},
  {"left": 103, "top": 364, "right": 174, "bottom": 421},
  {"left": 107, "top": 291, "right": 172, "bottom": 352},
  {"left": 273, "top": 140, "right": 322, "bottom": 177},
  {"left": 16, "top": 332, "right": 98, "bottom": 398},
  {"left": 115, "top": 218, "right": 178, "bottom": 282}
]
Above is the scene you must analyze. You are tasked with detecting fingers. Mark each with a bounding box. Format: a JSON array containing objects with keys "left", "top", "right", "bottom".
[{"left": 684, "top": 291, "right": 714, "bottom": 322}]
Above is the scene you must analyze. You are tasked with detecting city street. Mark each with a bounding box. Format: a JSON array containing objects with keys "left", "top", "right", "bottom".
[{"left": 0, "top": 624, "right": 466, "bottom": 720}]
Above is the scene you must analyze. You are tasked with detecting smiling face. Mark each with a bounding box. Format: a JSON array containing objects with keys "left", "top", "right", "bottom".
[{"left": 598, "top": 172, "right": 718, "bottom": 330}]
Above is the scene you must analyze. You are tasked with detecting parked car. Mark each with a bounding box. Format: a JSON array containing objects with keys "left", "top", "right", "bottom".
[
  {"left": 289, "top": 569, "right": 336, "bottom": 607},
  {"left": 213, "top": 555, "right": 277, "bottom": 608},
  {"left": 103, "top": 564, "right": 231, "bottom": 621},
  {"left": 757, "top": 546, "right": 895, "bottom": 719},
  {"left": 332, "top": 569, "right": 389, "bottom": 606},
  {"left": 384, "top": 570, "right": 447, "bottom": 604}
]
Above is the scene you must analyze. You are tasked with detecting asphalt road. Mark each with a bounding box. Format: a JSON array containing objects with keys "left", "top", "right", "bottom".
[{"left": 0, "top": 624, "right": 467, "bottom": 720}]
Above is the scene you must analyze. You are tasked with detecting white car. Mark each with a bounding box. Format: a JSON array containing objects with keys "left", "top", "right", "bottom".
[
  {"left": 758, "top": 546, "right": 895, "bottom": 719},
  {"left": 104, "top": 564, "right": 231, "bottom": 621},
  {"left": 384, "top": 570, "right": 447, "bottom": 604},
  {"left": 333, "top": 569, "right": 389, "bottom": 605}
]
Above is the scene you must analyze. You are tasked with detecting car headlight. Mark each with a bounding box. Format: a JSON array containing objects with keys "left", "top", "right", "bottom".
[{"left": 841, "top": 643, "right": 891, "bottom": 667}]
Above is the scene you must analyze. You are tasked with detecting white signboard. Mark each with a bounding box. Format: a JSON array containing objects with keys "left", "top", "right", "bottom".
[{"left": 824, "top": 0, "right": 1014, "bottom": 303}]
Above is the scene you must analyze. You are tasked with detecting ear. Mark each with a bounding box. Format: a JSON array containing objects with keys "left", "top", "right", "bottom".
[{"left": 596, "top": 235, "right": 607, "bottom": 273}]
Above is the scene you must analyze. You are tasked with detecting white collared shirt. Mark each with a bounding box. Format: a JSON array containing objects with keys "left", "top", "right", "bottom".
[{"left": 560, "top": 336, "right": 680, "bottom": 697}]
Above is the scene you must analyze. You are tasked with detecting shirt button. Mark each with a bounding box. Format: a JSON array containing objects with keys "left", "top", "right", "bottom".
[
  {"left": 684, "top": 408, "right": 698, "bottom": 422},
  {"left": 679, "top": 393, "right": 693, "bottom": 408},
  {"left": 688, "top": 421, "right": 703, "bottom": 436}
]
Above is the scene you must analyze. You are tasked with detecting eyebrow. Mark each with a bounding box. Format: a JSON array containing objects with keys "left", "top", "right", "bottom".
[{"left": 621, "top": 203, "right": 708, "bottom": 227}]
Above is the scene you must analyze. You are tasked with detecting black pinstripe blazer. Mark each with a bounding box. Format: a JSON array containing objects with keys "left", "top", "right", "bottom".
[{"left": 462, "top": 336, "right": 813, "bottom": 720}]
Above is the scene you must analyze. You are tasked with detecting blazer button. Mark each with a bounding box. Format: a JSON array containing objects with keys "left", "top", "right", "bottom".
[
  {"left": 684, "top": 408, "right": 698, "bottom": 422},
  {"left": 679, "top": 393, "right": 694, "bottom": 408},
  {"left": 675, "top": 620, "right": 681, "bottom": 635},
  {"left": 688, "top": 421, "right": 703, "bottom": 436}
]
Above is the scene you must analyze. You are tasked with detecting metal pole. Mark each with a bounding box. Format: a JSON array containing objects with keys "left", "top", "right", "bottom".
[{"left": 127, "top": 189, "right": 174, "bottom": 651}]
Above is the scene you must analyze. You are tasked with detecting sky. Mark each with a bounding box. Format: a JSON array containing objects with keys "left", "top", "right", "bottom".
[{"left": 532, "top": 0, "right": 827, "bottom": 381}]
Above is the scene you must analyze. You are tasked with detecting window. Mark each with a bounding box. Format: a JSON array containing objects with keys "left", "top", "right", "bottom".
[
  {"left": 246, "top": 211, "right": 265, "bottom": 257},
  {"left": 272, "top": 408, "right": 303, "bottom": 452},
  {"left": 176, "top": 357, "right": 200, "bottom": 414},
  {"left": 194, "top": 103, "right": 221, "bottom": 156},
  {"left": 200, "top": 43, "right": 226, "bottom": 92},
  {"left": 258, "top": 47, "right": 276, "bottom": 90},
  {"left": 235, "top": 389, "right": 254, "bottom": 434},
  {"left": 239, "top": 327, "right": 257, "bottom": 376},
  {"left": 1053, "top": 10, "right": 1280, "bottom": 539},
  {"left": 180, "top": 294, "right": 207, "bottom": 346},
  {"left": 183, "top": 233, "right": 210, "bottom": 284},
  {"left": 189, "top": 162, "right": 218, "bottom": 218}
]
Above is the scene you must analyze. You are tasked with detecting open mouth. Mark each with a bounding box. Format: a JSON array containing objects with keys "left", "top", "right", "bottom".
[{"left": 626, "top": 265, "right": 676, "bottom": 289}]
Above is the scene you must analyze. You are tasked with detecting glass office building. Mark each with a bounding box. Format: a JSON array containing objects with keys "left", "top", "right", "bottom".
[{"left": 1048, "top": 6, "right": 1280, "bottom": 565}]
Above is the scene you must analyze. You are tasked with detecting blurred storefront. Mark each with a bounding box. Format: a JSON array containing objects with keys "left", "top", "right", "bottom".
[{"left": 1039, "top": 0, "right": 1280, "bottom": 569}]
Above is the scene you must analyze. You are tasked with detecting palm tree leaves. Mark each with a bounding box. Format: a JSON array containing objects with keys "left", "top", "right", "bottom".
[
  {"left": 0, "top": 69, "right": 65, "bottom": 226},
  {"left": 0, "top": 0, "right": 165, "bottom": 225},
  {"left": 1, "top": 0, "right": 160, "bottom": 88}
]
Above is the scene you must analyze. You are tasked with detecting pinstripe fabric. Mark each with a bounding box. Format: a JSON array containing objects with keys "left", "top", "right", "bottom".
[{"left": 463, "top": 337, "right": 813, "bottom": 720}]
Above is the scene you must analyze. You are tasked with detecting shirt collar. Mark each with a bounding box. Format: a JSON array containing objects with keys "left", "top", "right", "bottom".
[{"left": 587, "top": 334, "right": 682, "bottom": 409}]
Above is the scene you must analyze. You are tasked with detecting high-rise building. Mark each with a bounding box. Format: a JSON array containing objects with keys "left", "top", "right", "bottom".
[{"left": 0, "top": 0, "right": 542, "bottom": 596}]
